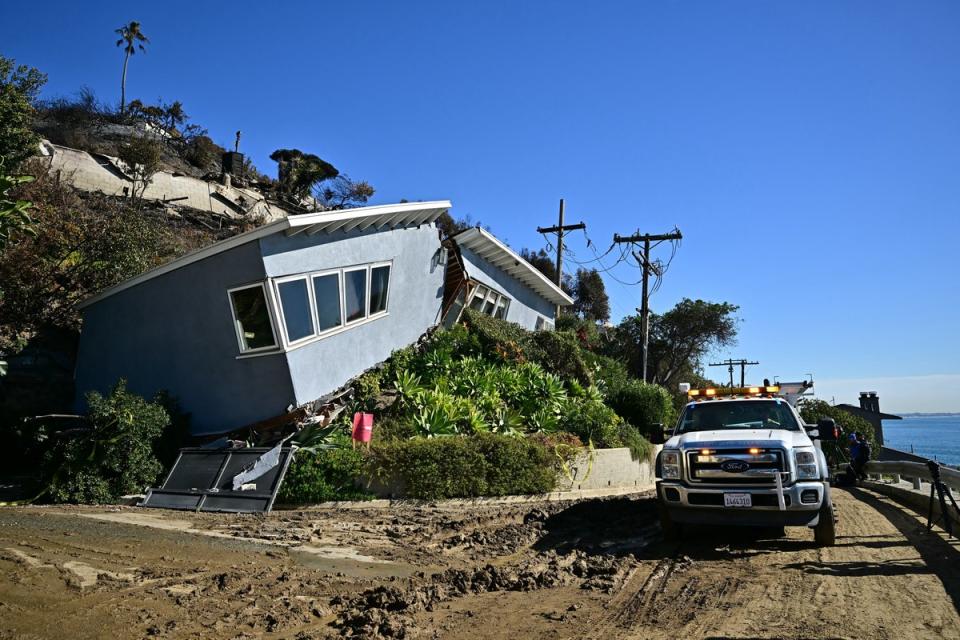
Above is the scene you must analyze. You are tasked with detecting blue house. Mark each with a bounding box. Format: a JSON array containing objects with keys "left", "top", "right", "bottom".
[{"left": 74, "top": 202, "right": 572, "bottom": 435}]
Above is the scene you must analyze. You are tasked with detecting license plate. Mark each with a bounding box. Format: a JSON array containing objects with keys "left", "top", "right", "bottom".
[{"left": 724, "top": 493, "right": 752, "bottom": 508}]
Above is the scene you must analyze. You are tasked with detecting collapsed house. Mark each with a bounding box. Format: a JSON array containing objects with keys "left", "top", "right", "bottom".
[{"left": 74, "top": 201, "right": 573, "bottom": 435}]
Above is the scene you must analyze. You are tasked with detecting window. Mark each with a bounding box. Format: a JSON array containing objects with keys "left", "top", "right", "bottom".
[
  {"left": 276, "top": 277, "right": 315, "bottom": 343},
  {"left": 369, "top": 264, "right": 391, "bottom": 315},
  {"left": 344, "top": 268, "right": 367, "bottom": 323},
  {"left": 535, "top": 316, "right": 553, "bottom": 331},
  {"left": 468, "top": 282, "right": 511, "bottom": 319},
  {"left": 229, "top": 284, "right": 277, "bottom": 353},
  {"left": 312, "top": 272, "right": 342, "bottom": 332}
]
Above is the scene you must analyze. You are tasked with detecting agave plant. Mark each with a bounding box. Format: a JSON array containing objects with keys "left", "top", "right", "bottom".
[
  {"left": 414, "top": 405, "right": 459, "bottom": 438},
  {"left": 526, "top": 407, "right": 560, "bottom": 433},
  {"left": 291, "top": 420, "right": 342, "bottom": 454},
  {"left": 491, "top": 407, "right": 525, "bottom": 435},
  {"left": 394, "top": 370, "right": 425, "bottom": 409}
]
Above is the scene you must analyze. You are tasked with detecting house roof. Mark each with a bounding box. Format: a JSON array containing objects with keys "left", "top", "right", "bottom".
[
  {"left": 451, "top": 227, "right": 574, "bottom": 306},
  {"left": 79, "top": 201, "right": 451, "bottom": 309},
  {"left": 835, "top": 404, "right": 903, "bottom": 421}
]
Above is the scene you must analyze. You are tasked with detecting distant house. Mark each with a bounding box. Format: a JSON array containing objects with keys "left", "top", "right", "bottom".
[
  {"left": 74, "top": 202, "right": 568, "bottom": 435},
  {"left": 835, "top": 391, "right": 901, "bottom": 446}
]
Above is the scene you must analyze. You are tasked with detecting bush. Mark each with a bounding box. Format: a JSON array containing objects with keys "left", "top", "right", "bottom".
[
  {"left": 277, "top": 446, "right": 373, "bottom": 504},
  {"left": 799, "top": 398, "right": 876, "bottom": 467},
  {"left": 618, "top": 423, "right": 654, "bottom": 461},
  {"left": 367, "top": 432, "right": 556, "bottom": 499},
  {"left": 531, "top": 330, "right": 592, "bottom": 384},
  {"left": 461, "top": 308, "right": 542, "bottom": 363},
  {"left": 42, "top": 380, "right": 170, "bottom": 504},
  {"left": 606, "top": 380, "right": 676, "bottom": 437},
  {"left": 558, "top": 397, "right": 623, "bottom": 448}
]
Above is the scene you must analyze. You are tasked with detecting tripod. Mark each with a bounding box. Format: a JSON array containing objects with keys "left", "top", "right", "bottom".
[{"left": 926, "top": 460, "right": 960, "bottom": 538}]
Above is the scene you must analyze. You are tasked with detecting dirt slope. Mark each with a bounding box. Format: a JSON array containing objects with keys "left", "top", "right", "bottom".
[{"left": 0, "top": 488, "right": 957, "bottom": 640}]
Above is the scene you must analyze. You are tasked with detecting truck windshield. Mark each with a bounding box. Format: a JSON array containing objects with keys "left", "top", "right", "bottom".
[{"left": 677, "top": 400, "right": 800, "bottom": 433}]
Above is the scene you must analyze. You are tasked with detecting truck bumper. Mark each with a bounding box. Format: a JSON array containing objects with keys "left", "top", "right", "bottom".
[{"left": 657, "top": 480, "right": 826, "bottom": 527}]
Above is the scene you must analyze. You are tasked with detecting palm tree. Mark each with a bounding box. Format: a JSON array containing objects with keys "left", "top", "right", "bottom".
[{"left": 115, "top": 21, "right": 149, "bottom": 116}]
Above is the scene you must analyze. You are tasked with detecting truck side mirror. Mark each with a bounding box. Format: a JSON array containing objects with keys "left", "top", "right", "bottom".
[
  {"left": 648, "top": 423, "right": 667, "bottom": 445},
  {"left": 816, "top": 418, "right": 839, "bottom": 441}
]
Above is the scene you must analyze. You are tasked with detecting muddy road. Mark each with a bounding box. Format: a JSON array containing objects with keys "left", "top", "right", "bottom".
[{"left": 0, "top": 488, "right": 958, "bottom": 639}]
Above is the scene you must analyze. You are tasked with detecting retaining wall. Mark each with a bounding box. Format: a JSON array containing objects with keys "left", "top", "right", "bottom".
[{"left": 365, "top": 445, "right": 661, "bottom": 499}]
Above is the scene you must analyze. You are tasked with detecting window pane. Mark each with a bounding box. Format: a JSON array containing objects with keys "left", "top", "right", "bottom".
[
  {"left": 369, "top": 265, "right": 390, "bottom": 315},
  {"left": 494, "top": 298, "right": 509, "bottom": 320},
  {"left": 277, "top": 278, "right": 314, "bottom": 342},
  {"left": 468, "top": 285, "right": 487, "bottom": 311},
  {"left": 313, "top": 273, "right": 342, "bottom": 332},
  {"left": 344, "top": 269, "right": 367, "bottom": 322},
  {"left": 230, "top": 286, "right": 276, "bottom": 351},
  {"left": 482, "top": 293, "right": 497, "bottom": 316}
]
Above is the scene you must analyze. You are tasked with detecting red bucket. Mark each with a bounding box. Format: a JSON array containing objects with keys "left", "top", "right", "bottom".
[{"left": 352, "top": 412, "right": 374, "bottom": 443}]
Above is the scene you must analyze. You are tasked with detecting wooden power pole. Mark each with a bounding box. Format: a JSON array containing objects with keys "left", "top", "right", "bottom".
[
  {"left": 612, "top": 229, "right": 683, "bottom": 382},
  {"left": 709, "top": 358, "right": 760, "bottom": 388},
  {"left": 537, "top": 199, "right": 585, "bottom": 317}
]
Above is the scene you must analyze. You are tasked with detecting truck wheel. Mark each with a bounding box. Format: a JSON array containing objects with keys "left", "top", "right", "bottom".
[
  {"left": 658, "top": 502, "right": 682, "bottom": 540},
  {"left": 813, "top": 499, "right": 836, "bottom": 547}
]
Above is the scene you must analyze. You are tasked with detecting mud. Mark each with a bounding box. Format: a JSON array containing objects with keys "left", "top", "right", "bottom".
[{"left": 0, "top": 488, "right": 958, "bottom": 639}]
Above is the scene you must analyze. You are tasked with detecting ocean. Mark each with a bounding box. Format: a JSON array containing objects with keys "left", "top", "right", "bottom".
[{"left": 883, "top": 414, "right": 960, "bottom": 466}]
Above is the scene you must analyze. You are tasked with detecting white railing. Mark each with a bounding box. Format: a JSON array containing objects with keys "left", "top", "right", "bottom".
[{"left": 864, "top": 460, "right": 960, "bottom": 492}]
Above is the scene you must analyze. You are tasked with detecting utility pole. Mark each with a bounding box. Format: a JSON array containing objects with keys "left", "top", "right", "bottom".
[
  {"left": 612, "top": 229, "right": 683, "bottom": 382},
  {"left": 709, "top": 359, "right": 759, "bottom": 388},
  {"left": 537, "top": 198, "right": 585, "bottom": 317}
]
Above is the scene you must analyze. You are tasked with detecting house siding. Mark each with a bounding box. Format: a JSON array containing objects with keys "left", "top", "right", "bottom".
[
  {"left": 259, "top": 223, "right": 445, "bottom": 405},
  {"left": 74, "top": 241, "right": 296, "bottom": 435},
  {"left": 458, "top": 246, "right": 556, "bottom": 330}
]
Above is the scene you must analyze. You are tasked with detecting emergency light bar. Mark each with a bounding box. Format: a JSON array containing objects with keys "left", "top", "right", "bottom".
[{"left": 688, "top": 385, "right": 780, "bottom": 399}]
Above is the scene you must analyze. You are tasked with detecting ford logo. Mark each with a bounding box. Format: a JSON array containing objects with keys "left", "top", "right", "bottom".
[{"left": 720, "top": 460, "right": 750, "bottom": 473}]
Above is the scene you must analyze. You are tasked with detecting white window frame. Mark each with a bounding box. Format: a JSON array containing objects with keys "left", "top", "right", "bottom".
[
  {"left": 368, "top": 261, "right": 392, "bottom": 319},
  {"left": 311, "top": 268, "right": 345, "bottom": 336},
  {"left": 227, "top": 282, "right": 280, "bottom": 355},
  {"left": 273, "top": 274, "right": 319, "bottom": 347},
  {"left": 343, "top": 265, "right": 370, "bottom": 326},
  {"left": 467, "top": 281, "right": 511, "bottom": 320},
  {"left": 232, "top": 260, "right": 395, "bottom": 358}
]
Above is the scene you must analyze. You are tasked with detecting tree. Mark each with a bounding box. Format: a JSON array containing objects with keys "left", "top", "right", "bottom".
[
  {"left": 269, "top": 148, "right": 339, "bottom": 199},
  {"left": 115, "top": 21, "right": 149, "bottom": 116},
  {"left": 520, "top": 248, "right": 557, "bottom": 282},
  {"left": 607, "top": 298, "right": 739, "bottom": 390},
  {"left": 0, "top": 167, "right": 36, "bottom": 250},
  {"left": 117, "top": 136, "right": 161, "bottom": 205},
  {"left": 436, "top": 211, "right": 475, "bottom": 238},
  {"left": 317, "top": 175, "right": 375, "bottom": 209},
  {"left": 0, "top": 56, "right": 46, "bottom": 168},
  {"left": 571, "top": 268, "right": 610, "bottom": 323}
]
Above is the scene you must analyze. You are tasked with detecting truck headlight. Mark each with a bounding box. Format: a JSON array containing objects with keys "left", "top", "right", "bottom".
[
  {"left": 661, "top": 450, "right": 681, "bottom": 479},
  {"left": 795, "top": 450, "right": 818, "bottom": 479}
]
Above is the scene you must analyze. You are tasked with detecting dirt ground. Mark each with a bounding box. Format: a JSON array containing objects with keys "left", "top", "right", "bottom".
[{"left": 0, "top": 487, "right": 958, "bottom": 640}]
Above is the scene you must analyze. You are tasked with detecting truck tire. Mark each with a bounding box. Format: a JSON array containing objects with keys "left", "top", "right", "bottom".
[
  {"left": 658, "top": 502, "right": 682, "bottom": 540},
  {"left": 813, "top": 499, "right": 836, "bottom": 547}
]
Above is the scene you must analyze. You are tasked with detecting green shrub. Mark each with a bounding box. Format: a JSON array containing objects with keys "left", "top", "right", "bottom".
[
  {"left": 277, "top": 446, "right": 373, "bottom": 504},
  {"left": 531, "top": 330, "right": 592, "bottom": 384},
  {"left": 43, "top": 380, "right": 170, "bottom": 504},
  {"left": 606, "top": 380, "right": 676, "bottom": 437},
  {"left": 558, "top": 397, "right": 623, "bottom": 448},
  {"left": 461, "top": 308, "right": 543, "bottom": 363},
  {"left": 367, "top": 432, "right": 556, "bottom": 499},
  {"left": 352, "top": 370, "right": 382, "bottom": 410},
  {"left": 799, "top": 398, "right": 876, "bottom": 467},
  {"left": 618, "top": 423, "right": 654, "bottom": 461}
]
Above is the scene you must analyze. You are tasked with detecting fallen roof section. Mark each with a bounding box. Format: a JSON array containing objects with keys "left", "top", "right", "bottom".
[
  {"left": 451, "top": 227, "right": 574, "bottom": 306},
  {"left": 79, "top": 200, "right": 451, "bottom": 308}
]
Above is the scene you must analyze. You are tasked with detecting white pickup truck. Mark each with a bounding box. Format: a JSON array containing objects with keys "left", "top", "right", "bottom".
[{"left": 653, "top": 386, "right": 839, "bottom": 546}]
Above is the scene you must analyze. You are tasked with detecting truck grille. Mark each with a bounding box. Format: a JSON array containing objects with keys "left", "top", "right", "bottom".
[{"left": 686, "top": 448, "right": 786, "bottom": 485}]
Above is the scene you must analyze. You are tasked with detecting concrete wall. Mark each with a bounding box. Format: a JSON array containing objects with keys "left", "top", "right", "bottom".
[
  {"left": 556, "top": 446, "right": 660, "bottom": 492},
  {"left": 365, "top": 446, "right": 660, "bottom": 498},
  {"left": 458, "top": 246, "right": 556, "bottom": 331},
  {"left": 75, "top": 241, "right": 296, "bottom": 435},
  {"left": 259, "top": 223, "right": 446, "bottom": 405}
]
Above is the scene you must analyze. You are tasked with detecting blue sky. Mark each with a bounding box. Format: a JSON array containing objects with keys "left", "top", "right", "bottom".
[{"left": 4, "top": 1, "right": 958, "bottom": 411}]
